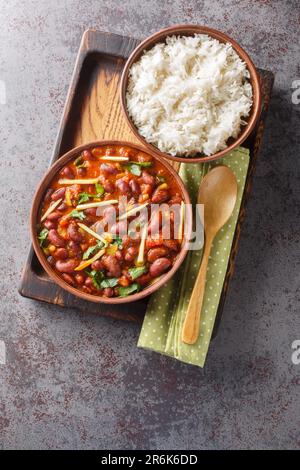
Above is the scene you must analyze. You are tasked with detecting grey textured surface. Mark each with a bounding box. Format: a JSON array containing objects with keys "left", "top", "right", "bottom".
[{"left": 0, "top": 0, "right": 299, "bottom": 450}]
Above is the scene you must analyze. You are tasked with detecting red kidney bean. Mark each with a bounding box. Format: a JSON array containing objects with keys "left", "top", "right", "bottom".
[
  {"left": 149, "top": 258, "right": 171, "bottom": 277},
  {"left": 47, "top": 210, "right": 61, "bottom": 221},
  {"left": 44, "top": 220, "right": 56, "bottom": 230},
  {"left": 118, "top": 147, "right": 127, "bottom": 157},
  {"left": 110, "top": 220, "right": 127, "bottom": 237},
  {"left": 48, "top": 229, "right": 66, "bottom": 247},
  {"left": 163, "top": 239, "right": 179, "bottom": 251},
  {"left": 57, "top": 202, "right": 67, "bottom": 212},
  {"left": 92, "top": 221, "right": 106, "bottom": 237},
  {"left": 151, "top": 189, "right": 170, "bottom": 204},
  {"left": 137, "top": 152, "right": 153, "bottom": 163},
  {"left": 103, "top": 255, "right": 121, "bottom": 277},
  {"left": 148, "top": 211, "right": 162, "bottom": 236},
  {"left": 115, "top": 250, "right": 123, "bottom": 261},
  {"left": 100, "top": 163, "right": 118, "bottom": 176},
  {"left": 118, "top": 220, "right": 128, "bottom": 237},
  {"left": 103, "top": 180, "right": 115, "bottom": 193},
  {"left": 51, "top": 187, "right": 66, "bottom": 201},
  {"left": 169, "top": 193, "right": 183, "bottom": 205},
  {"left": 77, "top": 167, "right": 87, "bottom": 177},
  {"left": 146, "top": 237, "right": 164, "bottom": 249},
  {"left": 68, "top": 240, "right": 81, "bottom": 255},
  {"left": 140, "top": 184, "right": 153, "bottom": 196},
  {"left": 61, "top": 273, "right": 75, "bottom": 286},
  {"left": 103, "top": 287, "right": 114, "bottom": 297},
  {"left": 118, "top": 147, "right": 136, "bottom": 158},
  {"left": 75, "top": 273, "right": 85, "bottom": 285},
  {"left": 119, "top": 237, "right": 130, "bottom": 251},
  {"left": 54, "top": 248, "right": 68, "bottom": 260},
  {"left": 83, "top": 216, "right": 95, "bottom": 226},
  {"left": 111, "top": 287, "right": 118, "bottom": 296},
  {"left": 91, "top": 259, "right": 104, "bottom": 271},
  {"left": 85, "top": 277, "right": 93, "bottom": 288},
  {"left": 68, "top": 184, "right": 81, "bottom": 201},
  {"left": 129, "top": 179, "right": 141, "bottom": 195},
  {"left": 55, "top": 259, "right": 78, "bottom": 273},
  {"left": 82, "top": 149, "right": 93, "bottom": 160},
  {"left": 47, "top": 255, "right": 56, "bottom": 267},
  {"left": 105, "top": 147, "right": 114, "bottom": 156},
  {"left": 81, "top": 243, "right": 89, "bottom": 252},
  {"left": 60, "top": 166, "right": 74, "bottom": 179},
  {"left": 87, "top": 184, "right": 95, "bottom": 194},
  {"left": 137, "top": 273, "right": 152, "bottom": 286},
  {"left": 115, "top": 178, "right": 130, "bottom": 195},
  {"left": 67, "top": 223, "right": 83, "bottom": 242},
  {"left": 84, "top": 207, "right": 97, "bottom": 217},
  {"left": 82, "top": 285, "right": 92, "bottom": 294},
  {"left": 102, "top": 206, "right": 117, "bottom": 224},
  {"left": 44, "top": 188, "right": 54, "bottom": 202},
  {"left": 92, "top": 147, "right": 104, "bottom": 157},
  {"left": 124, "top": 246, "right": 138, "bottom": 262},
  {"left": 141, "top": 171, "right": 155, "bottom": 186},
  {"left": 147, "top": 247, "right": 168, "bottom": 263}
]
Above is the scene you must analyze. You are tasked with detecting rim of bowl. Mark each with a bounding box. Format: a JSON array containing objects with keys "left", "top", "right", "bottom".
[
  {"left": 120, "top": 24, "right": 262, "bottom": 163},
  {"left": 30, "top": 140, "right": 192, "bottom": 304}
]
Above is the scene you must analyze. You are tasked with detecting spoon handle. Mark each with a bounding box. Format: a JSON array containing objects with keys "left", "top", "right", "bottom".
[{"left": 182, "top": 235, "right": 213, "bottom": 344}]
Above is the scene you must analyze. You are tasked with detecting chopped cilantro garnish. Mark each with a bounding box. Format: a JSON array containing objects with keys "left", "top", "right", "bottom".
[
  {"left": 68, "top": 210, "right": 86, "bottom": 220},
  {"left": 128, "top": 266, "right": 147, "bottom": 280},
  {"left": 82, "top": 240, "right": 105, "bottom": 260},
  {"left": 111, "top": 235, "right": 123, "bottom": 249},
  {"left": 124, "top": 163, "right": 142, "bottom": 176},
  {"left": 118, "top": 283, "right": 140, "bottom": 297},
  {"left": 95, "top": 182, "right": 104, "bottom": 197},
  {"left": 85, "top": 269, "right": 104, "bottom": 289},
  {"left": 100, "top": 278, "right": 119, "bottom": 288},
  {"left": 74, "top": 155, "right": 86, "bottom": 168},
  {"left": 134, "top": 161, "right": 153, "bottom": 167},
  {"left": 38, "top": 228, "right": 49, "bottom": 247},
  {"left": 78, "top": 192, "right": 90, "bottom": 204}
]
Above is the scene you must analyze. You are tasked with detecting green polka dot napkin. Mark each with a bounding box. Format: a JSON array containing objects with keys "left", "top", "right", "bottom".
[{"left": 137, "top": 147, "right": 250, "bottom": 367}]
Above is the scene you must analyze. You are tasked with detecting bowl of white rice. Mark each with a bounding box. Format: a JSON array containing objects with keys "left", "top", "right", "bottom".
[{"left": 120, "top": 25, "right": 261, "bottom": 163}]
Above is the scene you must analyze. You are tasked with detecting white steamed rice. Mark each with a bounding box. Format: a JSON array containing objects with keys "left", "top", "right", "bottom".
[{"left": 126, "top": 34, "right": 253, "bottom": 156}]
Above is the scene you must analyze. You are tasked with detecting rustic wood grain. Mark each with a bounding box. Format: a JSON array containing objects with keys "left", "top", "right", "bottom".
[{"left": 19, "top": 29, "right": 274, "bottom": 332}]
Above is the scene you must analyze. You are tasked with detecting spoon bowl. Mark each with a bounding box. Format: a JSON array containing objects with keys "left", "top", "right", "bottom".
[
  {"left": 199, "top": 166, "right": 238, "bottom": 236},
  {"left": 182, "top": 165, "right": 238, "bottom": 344}
]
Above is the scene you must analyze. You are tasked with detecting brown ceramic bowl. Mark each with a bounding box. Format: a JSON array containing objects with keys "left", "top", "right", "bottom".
[
  {"left": 30, "top": 140, "right": 192, "bottom": 304},
  {"left": 120, "top": 24, "right": 262, "bottom": 163}
]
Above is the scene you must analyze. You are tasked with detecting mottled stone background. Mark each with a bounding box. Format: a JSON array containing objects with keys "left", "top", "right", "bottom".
[{"left": 0, "top": 0, "right": 299, "bottom": 450}]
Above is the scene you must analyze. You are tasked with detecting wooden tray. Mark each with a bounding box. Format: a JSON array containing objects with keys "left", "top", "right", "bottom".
[{"left": 19, "top": 29, "right": 274, "bottom": 335}]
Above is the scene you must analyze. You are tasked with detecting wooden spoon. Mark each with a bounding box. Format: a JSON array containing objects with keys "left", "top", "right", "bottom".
[{"left": 182, "top": 166, "right": 238, "bottom": 344}]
